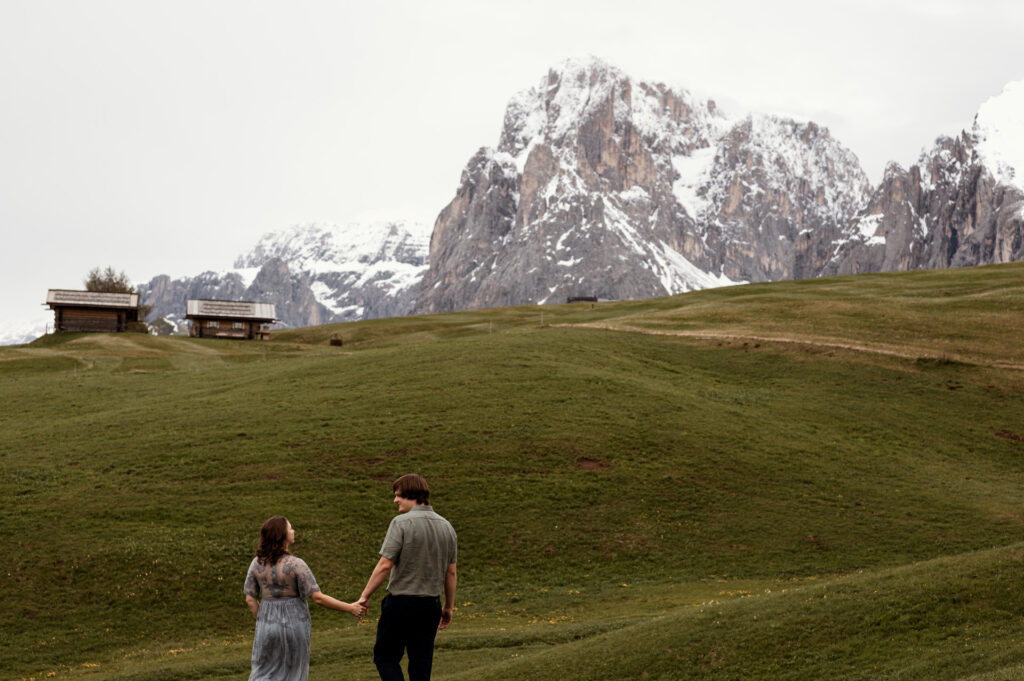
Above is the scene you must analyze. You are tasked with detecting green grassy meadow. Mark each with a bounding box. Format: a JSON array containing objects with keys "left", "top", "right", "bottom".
[{"left": 2, "top": 262, "right": 1024, "bottom": 680}]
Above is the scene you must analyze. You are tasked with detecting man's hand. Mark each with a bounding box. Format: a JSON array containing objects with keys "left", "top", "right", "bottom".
[
  {"left": 355, "top": 597, "right": 370, "bottom": 618},
  {"left": 358, "top": 556, "right": 394, "bottom": 613},
  {"left": 438, "top": 606, "right": 453, "bottom": 630}
]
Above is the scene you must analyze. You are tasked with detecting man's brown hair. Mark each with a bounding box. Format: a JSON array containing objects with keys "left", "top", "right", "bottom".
[{"left": 393, "top": 473, "right": 430, "bottom": 505}]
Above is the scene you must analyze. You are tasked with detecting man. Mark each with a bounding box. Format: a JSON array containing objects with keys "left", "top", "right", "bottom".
[{"left": 357, "top": 474, "right": 458, "bottom": 681}]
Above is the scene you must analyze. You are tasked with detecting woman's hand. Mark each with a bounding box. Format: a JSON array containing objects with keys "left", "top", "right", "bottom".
[{"left": 311, "top": 590, "right": 364, "bottom": 620}]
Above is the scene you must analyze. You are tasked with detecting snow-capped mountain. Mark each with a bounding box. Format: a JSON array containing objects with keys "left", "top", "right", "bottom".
[
  {"left": 414, "top": 59, "right": 1024, "bottom": 315},
  {"left": 414, "top": 57, "right": 872, "bottom": 313},
  {"left": 827, "top": 80, "right": 1024, "bottom": 274},
  {"left": 138, "top": 221, "right": 431, "bottom": 331},
  {"left": 24, "top": 61, "right": 1022, "bottom": 343},
  {"left": 234, "top": 222, "right": 430, "bottom": 320}
]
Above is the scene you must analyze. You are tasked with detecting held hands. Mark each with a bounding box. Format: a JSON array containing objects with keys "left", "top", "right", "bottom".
[{"left": 353, "top": 597, "right": 369, "bottom": 620}]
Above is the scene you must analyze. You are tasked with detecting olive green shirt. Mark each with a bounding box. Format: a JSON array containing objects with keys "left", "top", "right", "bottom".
[{"left": 379, "top": 504, "right": 457, "bottom": 597}]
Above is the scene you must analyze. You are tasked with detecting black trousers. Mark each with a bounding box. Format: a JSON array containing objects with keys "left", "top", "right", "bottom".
[{"left": 374, "top": 594, "right": 442, "bottom": 681}]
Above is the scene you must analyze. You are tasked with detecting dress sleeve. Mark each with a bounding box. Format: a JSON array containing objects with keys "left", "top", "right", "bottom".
[
  {"left": 295, "top": 558, "right": 321, "bottom": 599},
  {"left": 244, "top": 559, "right": 261, "bottom": 598}
]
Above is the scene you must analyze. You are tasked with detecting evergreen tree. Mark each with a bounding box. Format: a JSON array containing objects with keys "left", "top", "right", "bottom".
[
  {"left": 83, "top": 266, "right": 153, "bottom": 327},
  {"left": 84, "top": 266, "right": 134, "bottom": 293}
]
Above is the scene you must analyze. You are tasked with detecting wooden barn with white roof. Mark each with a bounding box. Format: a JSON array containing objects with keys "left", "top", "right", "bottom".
[
  {"left": 185, "top": 299, "right": 277, "bottom": 340},
  {"left": 45, "top": 289, "right": 140, "bottom": 333}
]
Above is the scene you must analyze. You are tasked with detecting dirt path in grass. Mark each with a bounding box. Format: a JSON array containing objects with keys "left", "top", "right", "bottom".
[{"left": 557, "top": 321, "right": 1024, "bottom": 370}]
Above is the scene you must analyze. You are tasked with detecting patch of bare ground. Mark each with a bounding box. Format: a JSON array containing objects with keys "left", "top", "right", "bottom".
[
  {"left": 577, "top": 457, "right": 612, "bottom": 471},
  {"left": 996, "top": 430, "right": 1024, "bottom": 443}
]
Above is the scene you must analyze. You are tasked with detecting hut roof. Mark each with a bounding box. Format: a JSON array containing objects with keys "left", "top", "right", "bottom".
[
  {"left": 46, "top": 289, "right": 139, "bottom": 309},
  {"left": 185, "top": 299, "right": 277, "bottom": 321}
]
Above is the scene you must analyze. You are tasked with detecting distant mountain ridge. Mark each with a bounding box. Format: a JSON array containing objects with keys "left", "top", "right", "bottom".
[
  {"left": 138, "top": 221, "right": 430, "bottom": 333},
  {"left": 414, "top": 58, "right": 1024, "bottom": 314},
  {"left": 34, "top": 60, "right": 1024, "bottom": 342},
  {"left": 826, "top": 81, "right": 1024, "bottom": 274}
]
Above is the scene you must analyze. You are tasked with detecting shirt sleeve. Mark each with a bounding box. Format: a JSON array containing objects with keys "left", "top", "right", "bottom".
[
  {"left": 379, "top": 517, "right": 404, "bottom": 561},
  {"left": 243, "top": 559, "right": 261, "bottom": 598},
  {"left": 448, "top": 524, "right": 458, "bottom": 564},
  {"left": 294, "top": 558, "right": 321, "bottom": 599}
]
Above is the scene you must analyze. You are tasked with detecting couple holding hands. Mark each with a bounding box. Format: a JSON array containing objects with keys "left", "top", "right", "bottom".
[{"left": 243, "top": 474, "right": 458, "bottom": 681}]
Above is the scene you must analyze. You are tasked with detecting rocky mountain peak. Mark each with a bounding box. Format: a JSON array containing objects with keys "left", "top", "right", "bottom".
[
  {"left": 826, "top": 80, "right": 1024, "bottom": 276},
  {"left": 139, "top": 221, "right": 430, "bottom": 333},
  {"left": 414, "top": 59, "right": 876, "bottom": 314},
  {"left": 235, "top": 221, "right": 429, "bottom": 271},
  {"left": 499, "top": 57, "right": 727, "bottom": 171},
  {"left": 12, "top": 66, "right": 1023, "bottom": 346},
  {"left": 141, "top": 66, "right": 1024, "bottom": 335}
]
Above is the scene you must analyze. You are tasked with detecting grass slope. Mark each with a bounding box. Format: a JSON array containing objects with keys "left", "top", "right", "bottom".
[{"left": 1, "top": 263, "right": 1023, "bottom": 680}]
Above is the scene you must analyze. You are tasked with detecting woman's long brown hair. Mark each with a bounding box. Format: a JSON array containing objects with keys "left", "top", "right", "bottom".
[{"left": 256, "top": 516, "right": 291, "bottom": 566}]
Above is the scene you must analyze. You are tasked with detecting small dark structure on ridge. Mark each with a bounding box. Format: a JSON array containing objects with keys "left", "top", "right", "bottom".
[
  {"left": 186, "top": 299, "right": 277, "bottom": 340},
  {"left": 567, "top": 296, "right": 598, "bottom": 303},
  {"left": 45, "top": 289, "right": 140, "bottom": 333}
]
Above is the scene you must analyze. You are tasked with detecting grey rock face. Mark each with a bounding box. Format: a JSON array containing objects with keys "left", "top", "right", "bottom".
[
  {"left": 417, "top": 61, "right": 1024, "bottom": 317},
  {"left": 138, "top": 222, "right": 430, "bottom": 333},
  {"left": 702, "top": 116, "right": 873, "bottom": 282},
  {"left": 414, "top": 58, "right": 872, "bottom": 314},
  {"left": 827, "top": 133, "right": 1024, "bottom": 275},
  {"left": 138, "top": 64, "right": 1024, "bottom": 332},
  {"left": 248, "top": 258, "right": 332, "bottom": 328},
  {"left": 138, "top": 259, "right": 332, "bottom": 331}
]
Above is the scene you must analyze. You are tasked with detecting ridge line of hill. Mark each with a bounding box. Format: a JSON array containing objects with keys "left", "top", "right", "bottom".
[{"left": 556, "top": 321, "right": 1024, "bottom": 370}]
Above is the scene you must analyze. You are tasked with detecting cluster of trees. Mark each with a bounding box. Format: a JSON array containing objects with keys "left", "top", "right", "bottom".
[
  {"left": 84, "top": 266, "right": 153, "bottom": 332},
  {"left": 84, "top": 266, "right": 135, "bottom": 294}
]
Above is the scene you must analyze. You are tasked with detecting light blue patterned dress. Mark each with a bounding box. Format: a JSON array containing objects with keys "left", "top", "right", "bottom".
[{"left": 244, "top": 554, "right": 322, "bottom": 681}]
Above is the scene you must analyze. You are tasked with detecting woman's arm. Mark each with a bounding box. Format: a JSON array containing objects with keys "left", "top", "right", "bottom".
[
  {"left": 245, "top": 594, "right": 260, "bottom": 619},
  {"left": 310, "top": 590, "right": 364, "bottom": 617}
]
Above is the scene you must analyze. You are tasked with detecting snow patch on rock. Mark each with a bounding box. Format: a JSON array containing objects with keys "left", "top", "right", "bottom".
[{"left": 975, "top": 79, "right": 1024, "bottom": 193}]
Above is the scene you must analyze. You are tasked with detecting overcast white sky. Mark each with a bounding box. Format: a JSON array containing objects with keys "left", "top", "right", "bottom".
[{"left": 2, "top": 0, "right": 1023, "bottom": 336}]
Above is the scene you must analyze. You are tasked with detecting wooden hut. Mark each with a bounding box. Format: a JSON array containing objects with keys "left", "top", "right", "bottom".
[
  {"left": 185, "top": 299, "right": 277, "bottom": 340},
  {"left": 45, "top": 289, "right": 140, "bottom": 333}
]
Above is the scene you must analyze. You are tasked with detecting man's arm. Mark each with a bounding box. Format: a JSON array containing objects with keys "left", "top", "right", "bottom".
[
  {"left": 356, "top": 555, "right": 395, "bottom": 611},
  {"left": 439, "top": 562, "right": 457, "bottom": 630}
]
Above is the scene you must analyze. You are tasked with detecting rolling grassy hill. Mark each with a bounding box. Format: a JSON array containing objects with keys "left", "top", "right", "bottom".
[{"left": 2, "top": 263, "right": 1024, "bottom": 680}]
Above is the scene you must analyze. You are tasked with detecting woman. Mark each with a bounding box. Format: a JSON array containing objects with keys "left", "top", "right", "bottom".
[{"left": 244, "top": 516, "right": 363, "bottom": 681}]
